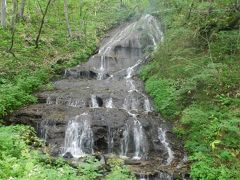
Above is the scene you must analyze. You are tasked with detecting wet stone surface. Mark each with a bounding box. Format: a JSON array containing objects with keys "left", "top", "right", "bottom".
[{"left": 8, "top": 14, "right": 189, "bottom": 179}]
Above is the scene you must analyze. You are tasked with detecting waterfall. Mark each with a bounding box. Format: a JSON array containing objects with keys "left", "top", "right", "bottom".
[
  {"left": 157, "top": 171, "right": 173, "bottom": 180},
  {"left": 158, "top": 128, "right": 174, "bottom": 165},
  {"left": 106, "top": 98, "right": 114, "bottom": 108},
  {"left": 120, "top": 124, "right": 130, "bottom": 157},
  {"left": 68, "top": 98, "right": 84, "bottom": 107},
  {"left": 132, "top": 119, "right": 146, "bottom": 160},
  {"left": 138, "top": 174, "right": 149, "bottom": 180},
  {"left": 63, "top": 113, "right": 93, "bottom": 158},
  {"left": 14, "top": 13, "right": 187, "bottom": 178},
  {"left": 144, "top": 98, "right": 152, "bottom": 112},
  {"left": 38, "top": 120, "right": 49, "bottom": 142},
  {"left": 98, "top": 55, "right": 107, "bottom": 80},
  {"left": 107, "top": 127, "right": 114, "bottom": 153},
  {"left": 46, "top": 96, "right": 55, "bottom": 105},
  {"left": 91, "top": 95, "right": 99, "bottom": 108}
]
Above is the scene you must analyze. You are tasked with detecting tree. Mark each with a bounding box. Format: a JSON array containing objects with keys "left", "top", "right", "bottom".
[
  {"left": 19, "top": 0, "right": 26, "bottom": 19},
  {"left": 35, "top": 0, "right": 53, "bottom": 48},
  {"left": 1, "top": 0, "right": 7, "bottom": 28},
  {"left": 8, "top": 0, "right": 18, "bottom": 56},
  {"left": 64, "top": 0, "right": 72, "bottom": 38}
]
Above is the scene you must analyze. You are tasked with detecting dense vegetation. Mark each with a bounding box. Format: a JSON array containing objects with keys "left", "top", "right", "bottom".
[
  {"left": 0, "top": 125, "right": 134, "bottom": 179},
  {"left": 141, "top": 0, "right": 240, "bottom": 179}
]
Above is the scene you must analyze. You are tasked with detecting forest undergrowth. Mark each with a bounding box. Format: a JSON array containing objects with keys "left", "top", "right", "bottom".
[{"left": 141, "top": 0, "right": 240, "bottom": 179}]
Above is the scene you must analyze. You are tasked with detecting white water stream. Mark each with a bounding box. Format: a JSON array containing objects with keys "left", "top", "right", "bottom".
[
  {"left": 158, "top": 128, "right": 174, "bottom": 165},
  {"left": 63, "top": 113, "right": 94, "bottom": 158},
  {"left": 61, "top": 14, "right": 174, "bottom": 165}
]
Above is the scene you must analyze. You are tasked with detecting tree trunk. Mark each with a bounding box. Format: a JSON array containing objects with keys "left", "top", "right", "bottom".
[
  {"left": 35, "top": 0, "right": 52, "bottom": 48},
  {"left": 8, "top": 0, "right": 18, "bottom": 56},
  {"left": 64, "top": 0, "right": 72, "bottom": 37},
  {"left": 19, "top": 0, "right": 26, "bottom": 18},
  {"left": 1, "top": 0, "right": 7, "bottom": 28}
]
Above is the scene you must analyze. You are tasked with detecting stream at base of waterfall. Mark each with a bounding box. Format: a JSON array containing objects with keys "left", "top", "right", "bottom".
[{"left": 10, "top": 14, "right": 190, "bottom": 179}]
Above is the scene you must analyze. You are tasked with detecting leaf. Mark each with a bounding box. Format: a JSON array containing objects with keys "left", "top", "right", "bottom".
[{"left": 210, "top": 140, "right": 221, "bottom": 150}]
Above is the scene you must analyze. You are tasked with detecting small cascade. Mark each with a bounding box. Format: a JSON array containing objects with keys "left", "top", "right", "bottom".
[
  {"left": 63, "top": 113, "right": 94, "bottom": 158},
  {"left": 158, "top": 128, "right": 174, "bottom": 165},
  {"left": 107, "top": 127, "right": 114, "bottom": 153},
  {"left": 120, "top": 124, "right": 130, "bottom": 157},
  {"left": 106, "top": 98, "right": 114, "bottom": 108},
  {"left": 56, "top": 96, "right": 63, "bottom": 105},
  {"left": 138, "top": 174, "right": 149, "bottom": 180},
  {"left": 98, "top": 55, "right": 108, "bottom": 80},
  {"left": 125, "top": 60, "right": 142, "bottom": 80},
  {"left": 157, "top": 171, "right": 173, "bottom": 180},
  {"left": 123, "top": 93, "right": 138, "bottom": 111},
  {"left": 132, "top": 119, "right": 146, "bottom": 160},
  {"left": 150, "top": 34, "right": 157, "bottom": 47},
  {"left": 144, "top": 98, "right": 152, "bottom": 112},
  {"left": 46, "top": 96, "right": 54, "bottom": 105},
  {"left": 91, "top": 95, "right": 99, "bottom": 108},
  {"left": 68, "top": 98, "right": 84, "bottom": 108},
  {"left": 38, "top": 120, "right": 49, "bottom": 142},
  {"left": 120, "top": 118, "right": 147, "bottom": 159},
  {"left": 63, "top": 69, "right": 68, "bottom": 78},
  {"left": 126, "top": 79, "right": 136, "bottom": 92}
]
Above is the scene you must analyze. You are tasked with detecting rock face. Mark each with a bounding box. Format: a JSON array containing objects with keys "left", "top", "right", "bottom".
[{"left": 8, "top": 14, "right": 189, "bottom": 178}]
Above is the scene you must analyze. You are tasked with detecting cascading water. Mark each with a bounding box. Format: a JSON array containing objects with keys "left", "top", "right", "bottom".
[
  {"left": 91, "top": 95, "right": 99, "bottom": 108},
  {"left": 120, "top": 58, "right": 148, "bottom": 159},
  {"left": 38, "top": 120, "right": 49, "bottom": 142},
  {"left": 46, "top": 96, "right": 53, "bottom": 105},
  {"left": 138, "top": 174, "right": 149, "bottom": 180},
  {"left": 144, "top": 98, "right": 152, "bottom": 112},
  {"left": 107, "top": 127, "right": 114, "bottom": 153},
  {"left": 63, "top": 113, "right": 94, "bottom": 158},
  {"left": 120, "top": 123, "right": 130, "bottom": 157},
  {"left": 158, "top": 171, "right": 173, "bottom": 180},
  {"left": 106, "top": 98, "right": 114, "bottom": 108},
  {"left": 132, "top": 119, "right": 147, "bottom": 160},
  {"left": 17, "top": 14, "right": 188, "bottom": 179},
  {"left": 158, "top": 128, "right": 174, "bottom": 165}
]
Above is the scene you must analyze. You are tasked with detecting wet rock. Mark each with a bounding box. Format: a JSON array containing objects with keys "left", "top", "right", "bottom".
[
  {"left": 125, "top": 159, "right": 142, "bottom": 165},
  {"left": 63, "top": 152, "right": 73, "bottom": 159},
  {"left": 96, "top": 96, "right": 103, "bottom": 107},
  {"left": 95, "top": 154, "right": 106, "bottom": 166}
]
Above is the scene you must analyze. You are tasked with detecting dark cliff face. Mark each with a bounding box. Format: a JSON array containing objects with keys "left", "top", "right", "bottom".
[{"left": 8, "top": 14, "right": 189, "bottom": 178}]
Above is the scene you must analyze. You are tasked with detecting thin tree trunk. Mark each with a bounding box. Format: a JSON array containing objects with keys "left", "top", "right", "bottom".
[
  {"left": 37, "top": 0, "right": 44, "bottom": 16},
  {"left": 19, "top": 0, "right": 26, "bottom": 19},
  {"left": 8, "top": 0, "right": 18, "bottom": 56},
  {"left": 1, "top": 0, "right": 7, "bottom": 28},
  {"left": 64, "top": 0, "right": 72, "bottom": 37},
  {"left": 35, "top": 0, "right": 52, "bottom": 48}
]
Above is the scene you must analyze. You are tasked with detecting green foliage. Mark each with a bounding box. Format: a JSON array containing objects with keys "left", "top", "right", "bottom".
[
  {"left": 0, "top": 69, "right": 49, "bottom": 116},
  {"left": 141, "top": 0, "right": 240, "bottom": 179},
  {"left": 0, "top": 125, "right": 134, "bottom": 179},
  {"left": 105, "top": 157, "right": 135, "bottom": 180},
  {"left": 121, "top": 0, "right": 149, "bottom": 14},
  {"left": 0, "top": 125, "right": 77, "bottom": 179},
  {"left": 142, "top": 74, "right": 179, "bottom": 119},
  {"left": 78, "top": 156, "right": 102, "bottom": 180}
]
